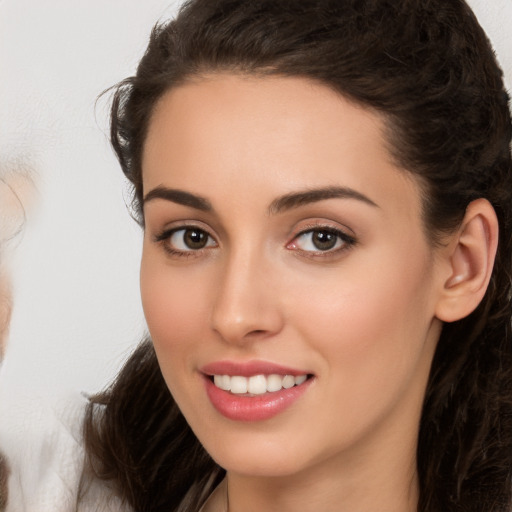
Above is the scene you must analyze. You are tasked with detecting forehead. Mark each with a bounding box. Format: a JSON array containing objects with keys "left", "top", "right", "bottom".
[
  {"left": 144, "top": 74, "right": 387, "bottom": 161},
  {"left": 142, "top": 74, "right": 421, "bottom": 221}
]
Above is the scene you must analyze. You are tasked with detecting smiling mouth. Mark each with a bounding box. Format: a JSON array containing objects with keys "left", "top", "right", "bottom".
[{"left": 211, "top": 373, "right": 311, "bottom": 395}]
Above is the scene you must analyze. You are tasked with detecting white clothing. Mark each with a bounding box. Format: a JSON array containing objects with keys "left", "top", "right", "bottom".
[{"left": 0, "top": 391, "right": 129, "bottom": 512}]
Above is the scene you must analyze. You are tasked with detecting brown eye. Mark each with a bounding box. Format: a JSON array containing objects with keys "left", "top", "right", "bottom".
[
  {"left": 310, "top": 230, "right": 338, "bottom": 251},
  {"left": 168, "top": 228, "right": 216, "bottom": 251},
  {"left": 183, "top": 229, "right": 209, "bottom": 249},
  {"left": 290, "top": 228, "right": 355, "bottom": 254}
]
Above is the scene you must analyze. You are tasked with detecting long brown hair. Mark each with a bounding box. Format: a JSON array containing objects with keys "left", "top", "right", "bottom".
[
  {"left": 84, "top": 1, "right": 512, "bottom": 511},
  {"left": 0, "top": 453, "right": 8, "bottom": 511}
]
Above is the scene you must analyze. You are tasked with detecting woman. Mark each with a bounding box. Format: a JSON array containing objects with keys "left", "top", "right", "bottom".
[{"left": 82, "top": 0, "right": 512, "bottom": 511}]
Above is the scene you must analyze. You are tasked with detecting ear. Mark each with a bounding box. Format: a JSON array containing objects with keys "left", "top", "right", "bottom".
[{"left": 435, "top": 198, "right": 499, "bottom": 323}]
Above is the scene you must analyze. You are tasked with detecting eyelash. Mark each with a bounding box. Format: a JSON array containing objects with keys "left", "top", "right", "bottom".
[
  {"left": 153, "top": 226, "right": 217, "bottom": 258},
  {"left": 287, "top": 225, "right": 356, "bottom": 258},
  {"left": 153, "top": 224, "right": 357, "bottom": 259}
]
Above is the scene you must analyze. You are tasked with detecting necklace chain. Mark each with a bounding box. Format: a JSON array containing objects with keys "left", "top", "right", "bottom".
[{"left": 224, "top": 479, "right": 229, "bottom": 512}]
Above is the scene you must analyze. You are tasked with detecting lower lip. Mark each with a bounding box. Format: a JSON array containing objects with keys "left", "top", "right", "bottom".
[{"left": 204, "top": 376, "right": 313, "bottom": 422}]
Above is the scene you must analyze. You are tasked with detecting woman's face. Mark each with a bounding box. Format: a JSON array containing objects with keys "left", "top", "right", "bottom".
[{"left": 141, "top": 74, "right": 445, "bottom": 479}]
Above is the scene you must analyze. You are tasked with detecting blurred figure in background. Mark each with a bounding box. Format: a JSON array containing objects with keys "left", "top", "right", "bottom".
[
  {"left": 0, "top": 171, "right": 31, "bottom": 360},
  {"left": 0, "top": 171, "right": 32, "bottom": 511}
]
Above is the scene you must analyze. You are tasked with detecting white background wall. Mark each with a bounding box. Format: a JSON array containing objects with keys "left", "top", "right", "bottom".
[{"left": 0, "top": 0, "right": 511, "bottom": 398}]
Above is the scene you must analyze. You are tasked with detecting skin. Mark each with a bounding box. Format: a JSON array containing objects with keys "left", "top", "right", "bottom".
[
  {"left": 140, "top": 74, "right": 450, "bottom": 512},
  {"left": 0, "top": 172, "right": 33, "bottom": 361},
  {"left": 0, "top": 273, "right": 11, "bottom": 361}
]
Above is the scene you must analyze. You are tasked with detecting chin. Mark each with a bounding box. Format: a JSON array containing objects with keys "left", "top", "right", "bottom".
[
  {"left": 214, "top": 451, "right": 307, "bottom": 478},
  {"left": 195, "top": 425, "right": 321, "bottom": 478}
]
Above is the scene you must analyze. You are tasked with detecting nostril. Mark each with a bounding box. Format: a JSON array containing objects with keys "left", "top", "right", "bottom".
[{"left": 210, "top": 294, "right": 285, "bottom": 345}]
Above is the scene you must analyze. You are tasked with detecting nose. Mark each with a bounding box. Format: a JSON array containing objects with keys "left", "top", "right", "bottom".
[{"left": 210, "top": 249, "right": 284, "bottom": 345}]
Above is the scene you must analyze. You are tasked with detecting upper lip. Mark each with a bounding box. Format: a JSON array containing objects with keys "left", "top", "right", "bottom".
[{"left": 200, "top": 360, "right": 310, "bottom": 377}]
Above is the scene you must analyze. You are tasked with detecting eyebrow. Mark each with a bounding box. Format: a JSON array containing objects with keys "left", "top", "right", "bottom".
[
  {"left": 143, "top": 185, "right": 378, "bottom": 214},
  {"left": 268, "top": 186, "right": 379, "bottom": 214},
  {"left": 143, "top": 186, "right": 212, "bottom": 211}
]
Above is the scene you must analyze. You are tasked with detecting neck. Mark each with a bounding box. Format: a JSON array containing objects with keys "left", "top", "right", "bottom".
[{"left": 226, "top": 460, "right": 418, "bottom": 512}]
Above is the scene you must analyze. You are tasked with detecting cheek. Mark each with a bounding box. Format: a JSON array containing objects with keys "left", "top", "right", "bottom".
[
  {"left": 140, "top": 260, "right": 211, "bottom": 424},
  {"left": 283, "top": 256, "right": 438, "bottom": 450},
  {"left": 290, "top": 246, "right": 436, "bottom": 390},
  {"left": 140, "top": 253, "right": 209, "bottom": 368}
]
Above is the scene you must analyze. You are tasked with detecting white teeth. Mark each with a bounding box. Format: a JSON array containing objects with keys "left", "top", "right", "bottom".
[
  {"left": 248, "top": 375, "right": 267, "bottom": 395},
  {"left": 213, "top": 374, "right": 231, "bottom": 391},
  {"left": 230, "top": 376, "right": 248, "bottom": 394},
  {"left": 294, "top": 375, "right": 307, "bottom": 385},
  {"left": 220, "top": 374, "right": 231, "bottom": 390},
  {"left": 282, "top": 375, "right": 295, "bottom": 389},
  {"left": 266, "top": 374, "right": 283, "bottom": 392},
  {"left": 212, "top": 373, "right": 309, "bottom": 394}
]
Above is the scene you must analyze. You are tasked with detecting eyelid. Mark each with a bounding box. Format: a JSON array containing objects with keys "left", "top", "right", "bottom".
[
  {"left": 171, "top": 228, "right": 217, "bottom": 250},
  {"left": 287, "top": 222, "right": 357, "bottom": 256},
  {"left": 293, "top": 219, "right": 356, "bottom": 237},
  {"left": 152, "top": 221, "right": 218, "bottom": 257},
  {"left": 151, "top": 219, "right": 216, "bottom": 240}
]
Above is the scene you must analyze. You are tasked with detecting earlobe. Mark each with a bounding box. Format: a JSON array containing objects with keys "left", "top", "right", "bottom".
[{"left": 435, "top": 198, "right": 499, "bottom": 323}]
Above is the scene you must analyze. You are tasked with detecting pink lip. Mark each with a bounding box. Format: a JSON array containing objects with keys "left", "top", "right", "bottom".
[
  {"left": 200, "top": 360, "right": 313, "bottom": 422},
  {"left": 200, "top": 360, "right": 308, "bottom": 377}
]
